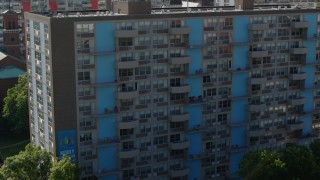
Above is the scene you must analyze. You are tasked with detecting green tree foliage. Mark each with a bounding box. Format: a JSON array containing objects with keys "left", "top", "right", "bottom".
[
  {"left": 280, "top": 145, "right": 315, "bottom": 180},
  {"left": 239, "top": 144, "right": 320, "bottom": 180},
  {"left": 2, "top": 73, "right": 28, "bottom": 135},
  {"left": 0, "top": 144, "right": 79, "bottom": 180},
  {"left": 0, "top": 144, "right": 52, "bottom": 180},
  {"left": 310, "top": 140, "right": 320, "bottom": 163},
  {"left": 238, "top": 150, "right": 285, "bottom": 180},
  {"left": 49, "top": 156, "right": 79, "bottom": 180}
]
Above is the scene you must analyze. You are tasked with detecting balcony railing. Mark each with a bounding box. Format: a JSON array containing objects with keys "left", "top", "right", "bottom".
[
  {"left": 250, "top": 77, "right": 267, "bottom": 84},
  {"left": 169, "top": 140, "right": 189, "bottom": 150},
  {"left": 169, "top": 27, "right": 191, "bottom": 34},
  {"left": 115, "top": 29, "right": 138, "bottom": 37},
  {"left": 247, "top": 128, "right": 265, "bottom": 136},
  {"left": 249, "top": 23, "right": 269, "bottom": 30},
  {"left": 169, "top": 84, "right": 190, "bottom": 93},
  {"left": 169, "top": 167, "right": 189, "bottom": 177},
  {"left": 290, "top": 21, "right": 309, "bottom": 28},
  {"left": 169, "top": 113, "right": 190, "bottom": 122},
  {"left": 288, "top": 72, "right": 307, "bottom": 80},
  {"left": 290, "top": 47, "right": 307, "bottom": 54},
  {"left": 119, "top": 148, "right": 139, "bottom": 158},
  {"left": 249, "top": 103, "right": 266, "bottom": 112},
  {"left": 249, "top": 50, "right": 269, "bottom": 58},
  {"left": 288, "top": 97, "right": 306, "bottom": 106},
  {"left": 117, "top": 60, "right": 139, "bottom": 69},
  {"left": 169, "top": 56, "right": 191, "bottom": 64},
  {"left": 118, "top": 119, "right": 139, "bottom": 129},
  {"left": 117, "top": 90, "right": 138, "bottom": 99},
  {"left": 287, "top": 121, "right": 304, "bottom": 131}
]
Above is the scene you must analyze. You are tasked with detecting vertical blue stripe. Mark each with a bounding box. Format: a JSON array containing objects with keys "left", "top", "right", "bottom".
[
  {"left": 302, "top": 66, "right": 315, "bottom": 89},
  {"left": 186, "top": 19, "right": 203, "bottom": 46},
  {"left": 230, "top": 15, "right": 250, "bottom": 176},
  {"left": 304, "top": 14, "right": 317, "bottom": 38},
  {"left": 187, "top": 78, "right": 202, "bottom": 97},
  {"left": 96, "top": 55, "right": 115, "bottom": 83},
  {"left": 233, "top": 16, "right": 249, "bottom": 43},
  {"left": 98, "top": 146, "right": 117, "bottom": 174},
  {"left": 304, "top": 41, "right": 316, "bottom": 64},
  {"left": 230, "top": 152, "right": 245, "bottom": 174},
  {"left": 232, "top": 72, "right": 248, "bottom": 97},
  {"left": 187, "top": 160, "right": 201, "bottom": 180},
  {"left": 187, "top": 133, "right": 201, "bottom": 155},
  {"left": 96, "top": 22, "right": 115, "bottom": 52},
  {"left": 186, "top": 106, "right": 201, "bottom": 128},
  {"left": 97, "top": 86, "right": 116, "bottom": 113},
  {"left": 187, "top": 49, "right": 202, "bottom": 74},
  {"left": 98, "top": 116, "right": 116, "bottom": 139},
  {"left": 300, "top": 114, "right": 312, "bottom": 135}
]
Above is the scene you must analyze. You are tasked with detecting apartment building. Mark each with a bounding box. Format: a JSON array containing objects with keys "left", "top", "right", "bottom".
[{"left": 25, "top": 0, "right": 320, "bottom": 179}]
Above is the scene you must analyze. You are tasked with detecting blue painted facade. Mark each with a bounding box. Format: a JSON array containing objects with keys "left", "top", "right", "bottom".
[
  {"left": 98, "top": 147, "right": 117, "bottom": 180},
  {"left": 95, "top": 22, "right": 117, "bottom": 178},
  {"left": 75, "top": 12, "right": 320, "bottom": 180},
  {"left": 186, "top": 18, "right": 203, "bottom": 180},
  {"left": 187, "top": 160, "right": 201, "bottom": 180},
  {"left": 229, "top": 15, "right": 250, "bottom": 175},
  {"left": 304, "top": 14, "right": 317, "bottom": 38},
  {"left": 302, "top": 14, "right": 317, "bottom": 138}
]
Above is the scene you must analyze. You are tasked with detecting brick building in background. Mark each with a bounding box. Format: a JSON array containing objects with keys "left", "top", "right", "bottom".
[{"left": 0, "top": 51, "right": 25, "bottom": 110}]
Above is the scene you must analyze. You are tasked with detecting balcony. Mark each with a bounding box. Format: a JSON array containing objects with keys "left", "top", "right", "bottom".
[
  {"left": 118, "top": 119, "right": 139, "bottom": 129},
  {"left": 169, "top": 141, "right": 189, "bottom": 150},
  {"left": 169, "top": 113, "right": 190, "bottom": 122},
  {"left": 287, "top": 121, "right": 304, "bottom": 131},
  {"left": 95, "top": 168, "right": 118, "bottom": 177},
  {"left": 249, "top": 23, "right": 269, "bottom": 30},
  {"left": 117, "top": 90, "right": 138, "bottom": 99},
  {"left": 82, "top": 3, "right": 91, "bottom": 7},
  {"left": 169, "top": 168, "right": 189, "bottom": 177},
  {"left": 249, "top": 103, "right": 266, "bottom": 112},
  {"left": 290, "top": 47, "right": 307, "bottom": 54},
  {"left": 115, "top": 29, "right": 138, "bottom": 37},
  {"left": 249, "top": 50, "right": 269, "bottom": 58},
  {"left": 247, "top": 129, "right": 264, "bottom": 136},
  {"left": 93, "top": 137, "right": 120, "bottom": 147},
  {"left": 117, "top": 60, "right": 138, "bottom": 69},
  {"left": 288, "top": 97, "right": 306, "bottom": 106},
  {"left": 119, "top": 148, "right": 139, "bottom": 158},
  {"left": 169, "top": 85, "right": 190, "bottom": 93},
  {"left": 169, "top": 27, "right": 191, "bottom": 34},
  {"left": 290, "top": 21, "right": 309, "bottom": 28},
  {"left": 169, "top": 56, "right": 191, "bottom": 64},
  {"left": 289, "top": 72, "right": 307, "bottom": 80},
  {"left": 250, "top": 77, "right": 267, "bottom": 84}
]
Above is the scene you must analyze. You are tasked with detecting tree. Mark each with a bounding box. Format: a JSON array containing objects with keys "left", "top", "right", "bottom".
[
  {"left": 280, "top": 145, "right": 316, "bottom": 180},
  {"left": 49, "top": 156, "right": 79, "bottom": 180},
  {"left": 239, "top": 145, "right": 320, "bottom": 180},
  {"left": 2, "top": 73, "right": 28, "bottom": 136},
  {"left": 0, "top": 144, "right": 52, "bottom": 180},
  {"left": 310, "top": 140, "right": 320, "bottom": 164},
  {"left": 238, "top": 150, "right": 285, "bottom": 180}
]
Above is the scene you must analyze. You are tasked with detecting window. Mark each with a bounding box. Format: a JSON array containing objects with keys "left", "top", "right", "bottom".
[
  {"left": 78, "top": 71, "right": 90, "bottom": 81},
  {"left": 154, "top": 136, "right": 167, "bottom": 145}
]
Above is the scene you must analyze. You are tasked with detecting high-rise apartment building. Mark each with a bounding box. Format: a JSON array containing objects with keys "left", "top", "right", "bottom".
[{"left": 26, "top": 0, "right": 320, "bottom": 179}]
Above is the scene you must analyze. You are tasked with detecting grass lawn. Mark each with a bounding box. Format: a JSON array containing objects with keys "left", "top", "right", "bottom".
[{"left": 0, "top": 136, "right": 29, "bottom": 160}]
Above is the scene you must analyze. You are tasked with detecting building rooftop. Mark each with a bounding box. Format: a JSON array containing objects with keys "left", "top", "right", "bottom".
[{"left": 29, "top": 2, "right": 319, "bottom": 19}]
